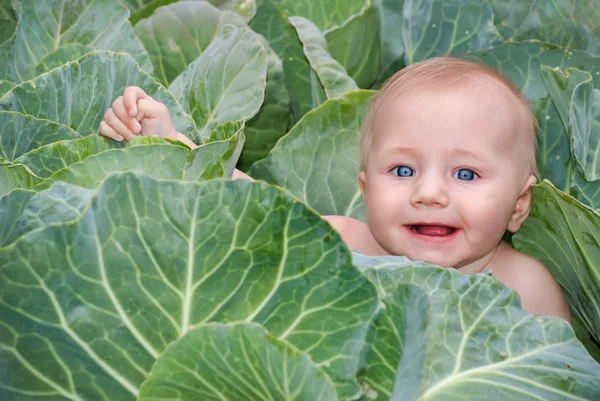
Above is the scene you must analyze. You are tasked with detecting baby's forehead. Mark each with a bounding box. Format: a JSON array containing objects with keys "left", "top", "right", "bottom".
[
  {"left": 376, "top": 82, "right": 525, "bottom": 129},
  {"left": 373, "top": 81, "right": 532, "bottom": 149},
  {"left": 386, "top": 73, "right": 519, "bottom": 106}
]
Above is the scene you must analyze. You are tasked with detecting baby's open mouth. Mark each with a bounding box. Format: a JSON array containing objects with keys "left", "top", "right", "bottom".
[{"left": 410, "top": 224, "right": 456, "bottom": 236}]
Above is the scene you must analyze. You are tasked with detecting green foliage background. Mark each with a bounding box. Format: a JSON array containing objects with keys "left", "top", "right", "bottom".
[{"left": 1, "top": 0, "right": 600, "bottom": 399}]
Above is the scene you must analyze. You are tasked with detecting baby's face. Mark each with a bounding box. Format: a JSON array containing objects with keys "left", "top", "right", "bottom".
[{"left": 360, "top": 85, "right": 535, "bottom": 270}]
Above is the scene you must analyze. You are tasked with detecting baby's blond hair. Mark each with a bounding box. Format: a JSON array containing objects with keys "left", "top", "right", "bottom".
[{"left": 360, "top": 57, "right": 538, "bottom": 175}]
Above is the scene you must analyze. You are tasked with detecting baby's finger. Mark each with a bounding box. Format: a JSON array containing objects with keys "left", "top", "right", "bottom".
[
  {"left": 136, "top": 98, "right": 169, "bottom": 120},
  {"left": 112, "top": 96, "right": 142, "bottom": 134},
  {"left": 99, "top": 121, "right": 124, "bottom": 142},
  {"left": 123, "top": 86, "right": 152, "bottom": 117},
  {"left": 104, "top": 108, "right": 133, "bottom": 140}
]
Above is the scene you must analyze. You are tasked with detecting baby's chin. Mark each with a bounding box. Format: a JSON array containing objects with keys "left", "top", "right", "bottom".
[{"left": 378, "top": 242, "right": 465, "bottom": 268}]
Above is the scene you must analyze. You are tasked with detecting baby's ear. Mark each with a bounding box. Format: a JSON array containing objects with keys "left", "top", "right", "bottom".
[
  {"left": 507, "top": 175, "right": 537, "bottom": 233},
  {"left": 358, "top": 171, "right": 366, "bottom": 194}
]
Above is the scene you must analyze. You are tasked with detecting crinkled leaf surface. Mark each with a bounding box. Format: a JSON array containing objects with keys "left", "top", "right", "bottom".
[
  {"left": 240, "top": 47, "right": 290, "bottom": 170},
  {"left": 534, "top": 96, "right": 572, "bottom": 190},
  {"left": 0, "top": 51, "right": 197, "bottom": 138},
  {"left": 325, "top": 3, "right": 382, "bottom": 89},
  {"left": 542, "top": 67, "right": 592, "bottom": 133},
  {"left": 134, "top": 1, "right": 246, "bottom": 87},
  {"left": 570, "top": 77, "right": 600, "bottom": 182},
  {"left": 207, "top": 0, "right": 256, "bottom": 21},
  {"left": 471, "top": 42, "right": 600, "bottom": 110},
  {"left": 0, "top": 188, "right": 34, "bottom": 247},
  {"left": 18, "top": 182, "right": 94, "bottom": 238},
  {"left": 16, "top": 135, "right": 184, "bottom": 179},
  {"left": 355, "top": 257, "right": 600, "bottom": 400},
  {"left": 290, "top": 16, "right": 359, "bottom": 99},
  {"left": 403, "top": 0, "right": 502, "bottom": 65},
  {"left": 249, "top": 0, "right": 318, "bottom": 119},
  {"left": 540, "top": 66, "right": 600, "bottom": 207},
  {"left": 0, "top": 162, "right": 39, "bottom": 196},
  {"left": 539, "top": 66, "right": 591, "bottom": 190},
  {"left": 0, "top": 0, "right": 16, "bottom": 45},
  {"left": 168, "top": 25, "right": 267, "bottom": 142},
  {"left": 0, "top": 80, "right": 15, "bottom": 97},
  {"left": 250, "top": 90, "right": 373, "bottom": 221},
  {"left": 0, "top": 173, "right": 378, "bottom": 400},
  {"left": 0, "top": 0, "right": 151, "bottom": 83},
  {"left": 180, "top": 124, "right": 245, "bottom": 181},
  {"left": 488, "top": 0, "right": 600, "bottom": 55},
  {"left": 358, "top": 283, "right": 429, "bottom": 401},
  {"left": 279, "top": 0, "right": 366, "bottom": 30},
  {"left": 202, "top": 120, "right": 244, "bottom": 143},
  {"left": 139, "top": 323, "right": 337, "bottom": 401},
  {"left": 34, "top": 131, "right": 243, "bottom": 191},
  {"left": 34, "top": 44, "right": 95, "bottom": 76},
  {"left": 513, "top": 181, "right": 600, "bottom": 344},
  {"left": 0, "top": 111, "right": 81, "bottom": 162},
  {"left": 374, "top": 0, "right": 405, "bottom": 75},
  {"left": 572, "top": 164, "right": 600, "bottom": 212},
  {"left": 250, "top": 0, "right": 366, "bottom": 120},
  {"left": 127, "top": 0, "right": 257, "bottom": 26},
  {"left": 573, "top": 315, "right": 600, "bottom": 363}
]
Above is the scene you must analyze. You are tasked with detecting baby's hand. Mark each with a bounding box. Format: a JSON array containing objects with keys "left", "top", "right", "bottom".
[{"left": 99, "top": 86, "right": 177, "bottom": 142}]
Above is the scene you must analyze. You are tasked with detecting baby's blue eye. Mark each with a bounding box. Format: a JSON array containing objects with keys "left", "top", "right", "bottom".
[
  {"left": 453, "top": 169, "right": 478, "bottom": 181},
  {"left": 394, "top": 166, "right": 414, "bottom": 177}
]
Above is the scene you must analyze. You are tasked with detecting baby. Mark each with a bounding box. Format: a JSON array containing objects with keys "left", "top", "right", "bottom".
[{"left": 100, "top": 57, "right": 571, "bottom": 323}]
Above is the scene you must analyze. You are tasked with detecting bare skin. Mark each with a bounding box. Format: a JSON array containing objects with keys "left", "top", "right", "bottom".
[
  {"left": 325, "top": 216, "right": 571, "bottom": 322},
  {"left": 100, "top": 86, "right": 572, "bottom": 324}
]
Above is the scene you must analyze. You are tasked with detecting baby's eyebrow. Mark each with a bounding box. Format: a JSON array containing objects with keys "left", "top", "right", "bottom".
[
  {"left": 387, "top": 147, "right": 418, "bottom": 155},
  {"left": 450, "top": 148, "right": 486, "bottom": 162}
]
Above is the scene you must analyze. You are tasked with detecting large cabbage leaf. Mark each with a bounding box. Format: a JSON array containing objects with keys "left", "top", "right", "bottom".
[
  {"left": 251, "top": 0, "right": 376, "bottom": 119},
  {"left": 138, "top": 322, "right": 337, "bottom": 400},
  {"left": 0, "top": 162, "right": 39, "bottom": 196},
  {"left": 471, "top": 42, "right": 600, "bottom": 191},
  {"left": 33, "top": 44, "right": 96, "bottom": 76},
  {"left": 168, "top": 25, "right": 267, "bottom": 142},
  {"left": 0, "top": 111, "right": 81, "bottom": 162},
  {"left": 126, "top": 0, "right": 257, "bottom": 26},
  {"left": 290, "top": 16, "right": 359, "bottom": 99},
  {"left": 0, "top": 80, "right": 15, "bottom": 97},
  {"left": 33, "top": 131, "right": 243, "bottom": 191},
  {"left": 0, "top": 51, "right": 198, "bottom": 139},
  {"left": 569, "top": 76, "right": 600, "bottom": 183},
  {"left": 0, "top": 187, "right": 34, "bottom": 246},
  {"left": 513, "top": 181, "right": 600, "bottom": 345},
  {"left": 15, "top": 135, "right": 186, "bottom": 179},
  {"left": 239, "top": 45, "right": 291, "bottom": 170},
  {"left": 14, "top": 120, "right": 241, "bottom": 181},
  {"left": 250, "top": 90, "right": 373, "bottom": 221},
  {"left": 0, "top": 173, "right": 379, "bottom": 400},
  {"left": 0, "top": 0, "right": 151, "bottom": 83},
  {"left": 134, "top": 1, "right": 247, "bottom": 87},
  {"left": 133, "top": 3, "right": 287, "bottom": 169},
  {"left": 403, "top": 0, "right": 502, "bottom": 65},
  {"left": 324, "top": 2, "right": 382, "bottom": 89},
  {"left": 488, "top": 0, "right": 600, "bottom": 55},
  {"left": 353, "top": 254, "right": 600, "bottom": 400},
  {"left": 373, "top": 0, "right": 405, "bottom": 77},
  {"left": 0, "top": 0, "right": 16, "bottom": 44},
  {"left": 472, "top": 42, "right": 600, "bottom": 108},
  {"left": 540, "top": 66, "right": 600, "bottom": 211}
]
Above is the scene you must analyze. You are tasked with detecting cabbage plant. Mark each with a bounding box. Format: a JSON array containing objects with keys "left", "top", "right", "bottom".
[{"left": 1, "top": 0, "right": 600, "bottom": 400}]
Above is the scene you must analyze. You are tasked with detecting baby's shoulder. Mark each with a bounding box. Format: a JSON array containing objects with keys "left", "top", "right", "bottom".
[
  {"left": 492, "top": 243, "right": 549, "bottom": 280},
  {"left": 321, "top": 215, "right": 387, "bottom": 255},
  {"left": 491, "top": 243, "right": 571, "bottom": 323}
]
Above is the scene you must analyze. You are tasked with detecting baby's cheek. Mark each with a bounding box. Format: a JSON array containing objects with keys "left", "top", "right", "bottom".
[{"left": 464, "top": 198, "right": 513, "bottom": 234}]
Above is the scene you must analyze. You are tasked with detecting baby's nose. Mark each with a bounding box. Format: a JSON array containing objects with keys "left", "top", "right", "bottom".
[{"left": 409, "top": 178, "right": 449, "bottom": 207}]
